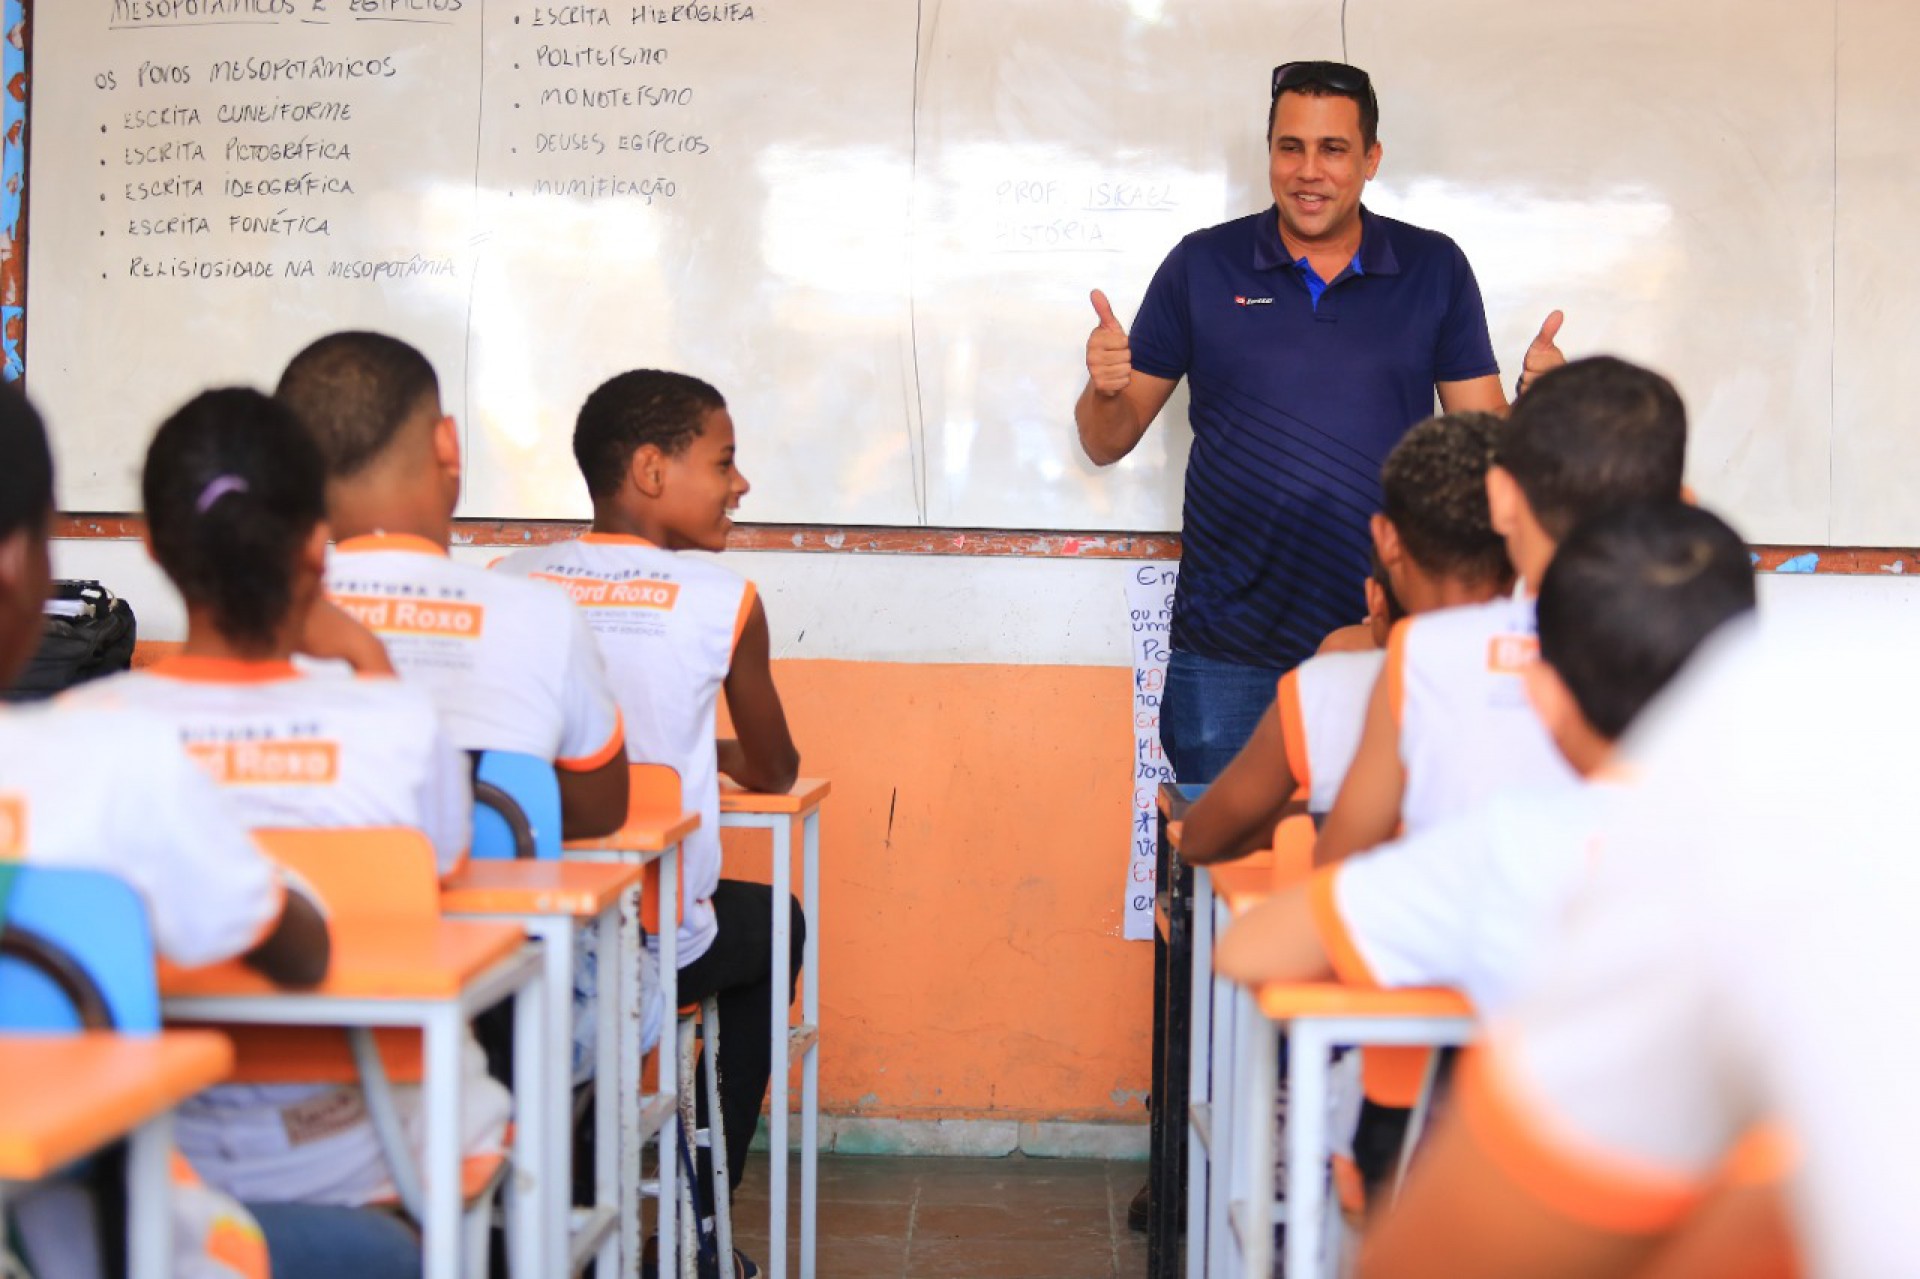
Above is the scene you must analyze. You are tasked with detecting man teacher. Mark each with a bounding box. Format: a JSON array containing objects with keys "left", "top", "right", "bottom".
[
  {"left": 1077, "top": 60, "right": 1566, "bottom": 786},
  {"left": 1078, "top": 60, "right": 1566, "bottom": 1241}
]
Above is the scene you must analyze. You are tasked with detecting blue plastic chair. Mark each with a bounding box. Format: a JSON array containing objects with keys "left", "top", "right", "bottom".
[
  {"left": 0, "top": 864, "right": 159, "bottom": 1032},
  {"left": 472, "top": 751, "right": 563, "bottom": 862}
]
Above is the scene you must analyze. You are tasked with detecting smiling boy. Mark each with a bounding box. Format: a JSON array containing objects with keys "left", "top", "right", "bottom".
[{"left": 493, "top": 371, "right": 799, "bottom": 1272}]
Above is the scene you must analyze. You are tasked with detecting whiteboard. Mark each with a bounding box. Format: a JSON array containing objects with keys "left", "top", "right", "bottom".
[{"left": 22, "top": 0, "right": 1915, "bottom": 541}]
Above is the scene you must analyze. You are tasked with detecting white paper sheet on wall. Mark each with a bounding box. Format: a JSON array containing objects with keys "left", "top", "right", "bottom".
[{"left": 1124, "top": 562, "right": 1178, "bottom": 942}]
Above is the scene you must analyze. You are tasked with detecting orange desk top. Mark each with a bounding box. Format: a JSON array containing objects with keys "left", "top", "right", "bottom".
[
  {"left": 160, "top": 919, "right": 527, "bottom": 1001},
  {"left": 440, "top": 860, "right": 640, "bottom": 918},
  {"left": 719, "top": 778, "right": 831, "bottom": 816},
  {"left": 564, "top": 807, "right": 700, "bottom": 854},
  {"left": 1256, "top": 982, "right": 1473, "bottom": 1022},
  {"left": 0, "top": 1031, "right": 233, "bottom": 1179}
]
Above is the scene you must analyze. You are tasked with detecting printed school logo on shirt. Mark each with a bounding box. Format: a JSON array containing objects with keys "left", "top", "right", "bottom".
[
  {"left": 331, "top": 593, "right": 485, "bottom": 639},
  {"left": 186, "top": 739, "right": 340, "bottom": 786},
  {"left": 1486, "top": 633, "right": 1539, "bottom": 675},
  {"left": 530, "top": 572, "right": 681, "bottom": 612},
  {"left": 0, "top": 794, "right": 23, "bottom": 856}
]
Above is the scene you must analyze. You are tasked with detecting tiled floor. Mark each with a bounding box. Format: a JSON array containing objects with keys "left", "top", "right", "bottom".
[{"left": 728, "top": 1153, "right": 1151, "bottom": 1279}]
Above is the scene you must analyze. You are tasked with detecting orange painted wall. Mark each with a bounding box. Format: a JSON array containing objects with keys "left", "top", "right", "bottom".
[{"left": 719, "top": 659, "right": 1153, "bottom": 1123}]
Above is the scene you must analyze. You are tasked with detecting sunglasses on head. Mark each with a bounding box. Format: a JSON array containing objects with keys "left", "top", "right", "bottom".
[{"left": 1271, "top": 60, "right": 1373, "bottom": 100}]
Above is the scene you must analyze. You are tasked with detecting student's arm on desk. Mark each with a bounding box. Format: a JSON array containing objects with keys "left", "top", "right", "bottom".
[
  {"left": 720, "top": 594, "right": 799, "bottom": 794},
  {"left": 1212, "top": 888, "right": 1332, "bottom": 987},
  {"left": 1313, "top": 665, "right": 1405, "bottom": 866},
  {"left": 243, "top": 885, "right": 331, "bottom": 988},
  {"left": 1181, "top": 699, "right": 1296, "bottom": 866},
  {"left": 1074, "top": 289, "right": 1178, "bottom": 466}
]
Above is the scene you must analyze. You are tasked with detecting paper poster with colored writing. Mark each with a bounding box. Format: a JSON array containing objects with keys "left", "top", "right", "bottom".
[{"left": 1123, "top": 562, "right": 1177, "bottom": 942}]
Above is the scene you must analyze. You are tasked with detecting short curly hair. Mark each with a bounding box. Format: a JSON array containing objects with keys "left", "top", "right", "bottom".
[
  {"left": 573, "top": 370, "right": 726, "bottom": 500},
  {"left": 1379, "top": 410, "right": 1508, "bottom": 586}
]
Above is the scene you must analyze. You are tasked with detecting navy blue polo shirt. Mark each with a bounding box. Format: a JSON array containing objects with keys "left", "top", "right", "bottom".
[{"left": 1130, "top": 204, "right": 1499, "bottom": 670}]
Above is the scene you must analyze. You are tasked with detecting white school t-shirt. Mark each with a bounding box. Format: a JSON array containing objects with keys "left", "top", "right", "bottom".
[
  {"left": 1277, "top": 649, "right": 1383, "bottom": 814},
  {"left": 0, "top": 701, "right": 287, "bottom": 964},
  {"left": 326, "top": 532, "right": 625, "bottom": 774},
  {"left": 1460, "top": 617, "right": 1920, "bottom": 1274},
  {"left": 493, "top": 533, "right": 755, "bottom": 966},
  {"left": 68, "top": 655, "right": 506, "bottom": 1207},
  {"left": 1309, "top": 779, "right": 1611, "bottom": 1016},
  {"left": 70, "top": 657, "right": 472, "bottom": 875},
  {"left": 0, "top": 701, "right": 283, "bottom": 1277},
  {"left": 1388, "top": 592, "right": 1576, "bottom": 835}
]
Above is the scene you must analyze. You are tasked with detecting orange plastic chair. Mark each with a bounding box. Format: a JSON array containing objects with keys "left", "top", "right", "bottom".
[{"left": 210, "top": 829, "right": 509, "bottom": 1223}]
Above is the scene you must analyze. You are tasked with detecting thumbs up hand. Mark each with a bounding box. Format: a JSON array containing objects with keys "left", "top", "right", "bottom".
[
  {"left": 1086, "top": 289, "right": 1133, "bottom": 396},
  {"left": 1516, "top": 310, "right": 1567, "bottom": 398}
]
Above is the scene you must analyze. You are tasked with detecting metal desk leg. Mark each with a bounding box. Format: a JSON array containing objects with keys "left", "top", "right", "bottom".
[
  {"left": 1185, "top": 866, "right": 1215, "bottom": 1279},
  {"left": 512, "top": 948, "right": 551, "bottom": 1279},
  {"left": 127, "top": 1110, "right": 173, "bottom": 1279},
  {"left": 1285, "top": 1022, "right": 1332, "bottom": 1279},
  {"left": 799, "top": 809, "right": 820, "bottom": 1279},
  {"left": 1233, "top": 988, "right": 1276, "bottom": 1279},
  {"left": 595, "top": 895, "right": 627, "bottom": 1279},
  {"left": 769, "top": 814, "right": 792, "bottom": 1279},
  {"left": 423, "top": 1003, "right": 466, "bottom": 1279},
  {"left": 1207, "top": 899, "right": 1238, "bottom": 1279},
  {"left": 657, "top": 847, "right": 681, "bottom": 1279}
]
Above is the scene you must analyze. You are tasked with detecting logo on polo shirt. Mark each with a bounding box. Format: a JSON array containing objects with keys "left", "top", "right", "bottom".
[
  {"left": 331, "top": 594, "right": 485, "bottom": 638},
  {"left": 1486, "top": 634, "right": 1539, "bottom": 675},
  {"left": 0, "top": 795, "right": 23, "bottom": 856},
  {"left": 1234, "top": 295, "right": 1274, "bottom": 306},
  {"left": 530, "top": 572, "right": 680, "bottom": 611},
  {"left": 188, "top": 740, "right": 340, "bottom": 786}
]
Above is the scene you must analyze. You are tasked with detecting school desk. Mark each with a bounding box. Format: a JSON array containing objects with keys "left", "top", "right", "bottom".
[
  {"left": 718, "top": 778, "right": 829, "bottom": 1279},
  {"left": 1228, "top": 982, "right": 1474, "bottom": 1279},
  {"left": 1149, "top": 779, "right": 1204, "bottom": 1279},
  {"left": 566, "top": 803, "right": 696, "bottom": 1277},
  {"left": 159, "top": 919, "right": 547, "bottom": 1279},
  {"left": 441, "top": 859, "right": 647, "bottom": 1279},
  {"left": 0, "top": 1030, "right": 233, "bottom": 1279}
]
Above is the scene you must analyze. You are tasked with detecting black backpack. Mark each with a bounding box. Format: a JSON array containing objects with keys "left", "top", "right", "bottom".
[{"left": 2, "top": 581, "right": 137, "bottom": 702}]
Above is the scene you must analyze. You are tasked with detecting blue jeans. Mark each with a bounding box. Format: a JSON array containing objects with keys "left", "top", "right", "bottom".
[
  {"left": 246, "top": 1201, "right": 423, "bottom": 1279},
  {"left": 1160, "top": 649, "right": 1291, "bottom": 785}
]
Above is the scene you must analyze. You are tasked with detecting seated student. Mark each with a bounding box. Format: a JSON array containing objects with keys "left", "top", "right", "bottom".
[
  {"left": 1180, "top": 411, "right": 1509, "bottom": 863},
  {"left": 1315, "top": 356, "right": 1689, "bottom": 865},
  {"left": 67, "top": 388, "right": 505, "bottom": 1223},
  {"left": 272, "top": 330, "right": 629, "bottom": 839},
  {"left": 1312, "top": 554, "right": 1402, "bottom": 656},
  {"left": 493, "top": 370, "right": 799, "bottom": 1276},
  {"left": 1215, "top": 501, "right": 1755, "bottom": 1011},
  {"left": 0, "top": 385, "right": 343, "bottom": 1278},
  {"left": 1355, "top": 612, "right": 1898, "bottom": 1276}
]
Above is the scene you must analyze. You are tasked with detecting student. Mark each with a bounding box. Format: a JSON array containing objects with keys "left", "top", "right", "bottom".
[
  {"left": 1215, "top": 501, "right": 1756, "bottom": 1010},
  {"left": 1356, "top": 608, "right": 1899, "bottom": 1277},
  {"left": 1179, "top": 410, "right": 1509, "bottom": 863},
  {"left": 67, "top": 387, "right": 504, "bottom": 1224},
  {"left": 272, "top": 330, "right": 629, "bottom": 839},
  {"left": 494, "top": 370, "right": 799, "bottom": 1274},
  {"left": 1314, "top": 356, "right": 1688, "bottom": 864},
  {"left": 0, "top": 384, "right": 337, "bottom": 1278},
  {"left": 1216, "top": 502, "right": 1754, "bottom": 1210}
]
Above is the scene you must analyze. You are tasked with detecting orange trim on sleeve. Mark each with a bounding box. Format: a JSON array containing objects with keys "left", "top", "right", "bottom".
[
  {"left": 1721, "top": 1125, "right": 1796, "bottom": 1189},
  {"left": 1459, "top": 1042, "right": 1707, "bottom": 1235},
  {"left": 579, "top": 532, "right": 657, "bottom": 548},
  {"left": 1276, "top": 671, "right": 1312, "bottom": 797},
  {"left": 557, "top": 710, "right": 627, "bottom": 773},
  {"left": 730, "top": 582, "right": 758, "bottom": 657},
  {"left": 1385, "top": 617, "right": 1411, "bottom": 730}
]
